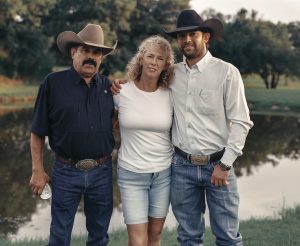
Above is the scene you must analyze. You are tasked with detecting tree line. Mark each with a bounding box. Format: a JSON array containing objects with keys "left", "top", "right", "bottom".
[{"left": 0, "top": 0, "right": 299, "bottom": 89}]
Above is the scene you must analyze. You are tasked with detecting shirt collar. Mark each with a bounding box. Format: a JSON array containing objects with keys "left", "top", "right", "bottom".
[
  {"left": 69, "top": 66, "right": 100, "bottom": 86},
  {"left": 183, "top": 51, "right": 212, "bottom": 73}
]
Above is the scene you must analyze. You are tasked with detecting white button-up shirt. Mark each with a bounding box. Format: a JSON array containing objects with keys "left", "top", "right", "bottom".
[{"left": 171, "top": 51, "right": 253, "bottom": 166}]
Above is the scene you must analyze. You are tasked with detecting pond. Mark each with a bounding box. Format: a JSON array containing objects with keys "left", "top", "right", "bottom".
[{"left": 0, "top": 109, "right": 299, "bottom": 240}]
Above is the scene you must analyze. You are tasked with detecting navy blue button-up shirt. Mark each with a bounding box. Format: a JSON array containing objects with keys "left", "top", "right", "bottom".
[{"left": 31, "top": 67, "right": 115, "bottom": 159}]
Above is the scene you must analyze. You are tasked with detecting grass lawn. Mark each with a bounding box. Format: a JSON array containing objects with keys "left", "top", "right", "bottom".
[
  {"left": 245, "top": 87, "right": 300, "bottom": 116},
  {"left": 1, "top": 74, "right": 300, "bottom": 115},
  {"left": 243, "top": 73, "right": 300, "bottom": 89},
  {"left": 0, "top": 84, "right": 38, "bottom": 97},
  {"left": 0, "top": 84, "right": 37, "bottom": 109},
  {"left": 2, "top": 206, "right": 300, "bottom": 245},
  {"left": 243, "top": 75, "right": 300, "bottom": 116}
]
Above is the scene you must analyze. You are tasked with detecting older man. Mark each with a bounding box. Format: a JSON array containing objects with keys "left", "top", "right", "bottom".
[{"left": 29, "top": 24, "right": 117, "bottom": 246}]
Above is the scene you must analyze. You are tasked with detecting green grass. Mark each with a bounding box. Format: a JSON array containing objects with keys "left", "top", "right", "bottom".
[
  {"left": 2, "top": 206, "right": 300, "bottom": 245},
  {"left": 244, "top": 74, "right": 300, "bottom": 89},
  {"left": 245, "top": 87, "right": 300, "bottom": 116},
  {"left": 246, "top": 88, "right": 300, "bottom": 106},
  {"left": 0, "top": 84, "right": 37, "bottom": 109},
  {"left": 0, "top": 239, "right": 45, "bottom": 246},
  {"left": 0, "top": 84, "right": 38, "bottom": 97},
  {"left": 0, "top": 74, "right": 300, "bottom": 115},
  {"left": 240, "top": 74, "right": 300, "bottom": 116},
  {"left": 152, "top": 206, "right": 300, "bottom": 245}
]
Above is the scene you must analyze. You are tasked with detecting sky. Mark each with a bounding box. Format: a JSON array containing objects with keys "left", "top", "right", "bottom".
[{"left": 191, "top": 0, "right": 300, "bottom": 23}]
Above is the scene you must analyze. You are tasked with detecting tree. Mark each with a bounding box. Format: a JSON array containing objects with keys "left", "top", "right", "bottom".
[
  {"left": 42, "top": 0, "right": 135, "bottom": 67},
  {"left": 249, "top": 21, "right": 294, "bottom": 89},
  {"left": 122, "top": 0, "right": 190, "bottom": 70},
  {"left": 0, "top": 0, "right": 56, "bottom": 79},
  {"left": 287, "top": 21, "right": 300, "bottom": 78},
  {"left": 209, "top": 9, "right": 298, "bottom": 89},
  {"left": 1, "top": 0, "right": 190, "bottom": 80},
  {"left": 42, "top": 0, "right": 190, "bottom": 75}
]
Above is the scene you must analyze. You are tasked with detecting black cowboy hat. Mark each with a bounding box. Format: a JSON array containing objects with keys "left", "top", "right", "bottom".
[{"left": 163, "top": 9, "right": 223, "bottom": 40}]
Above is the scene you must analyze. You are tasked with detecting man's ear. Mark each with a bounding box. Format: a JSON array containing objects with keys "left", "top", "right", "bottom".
[
  {"left": 203, "top": 32, "right": 210, "bottom": 44},
  {"left": 70, "top": 47, "right": 76, "bottom": 58}
]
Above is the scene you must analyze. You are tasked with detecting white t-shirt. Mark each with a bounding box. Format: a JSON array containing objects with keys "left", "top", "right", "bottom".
[{"left": 113, "top": 81, "right": 173, "bottom": 173}]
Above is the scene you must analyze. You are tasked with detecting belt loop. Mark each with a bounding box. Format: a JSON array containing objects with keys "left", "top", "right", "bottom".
[{"left": 187, "top": 153, "right": 191, "bottom": 162}]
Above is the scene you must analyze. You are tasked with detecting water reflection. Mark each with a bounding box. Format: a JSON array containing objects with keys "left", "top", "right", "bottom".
[
  {"left": 0, "top": 109, "right": 38, "bottom": 236},
  {"left": 0, "top": 109, "right": 121, "bottom": 239},
  {"left": 239, "top": 157, "right": 300, "bottom": 219},
  {"left": 235, "top": 115, "right": 300, "bottom": 176},
  {"left": 0, "top": 109, "right": 299, "bottom": 239}
]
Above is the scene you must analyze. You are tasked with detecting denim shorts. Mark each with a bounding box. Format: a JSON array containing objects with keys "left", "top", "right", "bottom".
[{"left": 117, "top": 165, "right": 171, "bottom": 224}]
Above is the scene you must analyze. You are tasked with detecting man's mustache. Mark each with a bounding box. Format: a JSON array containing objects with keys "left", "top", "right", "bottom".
[
  {"left": 183, "top": 42, "right": 193, "bottom": 48},
  {"left": 83, "top": 59, "right": 97, "bottom": 67}
]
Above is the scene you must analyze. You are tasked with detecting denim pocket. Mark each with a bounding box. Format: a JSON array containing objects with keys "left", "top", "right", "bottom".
[
  {"left": 208, "top": 161, "right": 217, "bottom": 172},
  {"left": 99, "top": 159, "right": 112, "bottom": 171},
  {"left": 171, "top": 154, "right": 178, "bottom": 165},
  {"left": 171, "top": 153, "right": 186, "bottom": 167}
]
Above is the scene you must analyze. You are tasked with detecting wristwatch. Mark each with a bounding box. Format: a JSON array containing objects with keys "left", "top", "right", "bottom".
[{"left": 218, "top": 162, "right": 232, "bottom": 171}]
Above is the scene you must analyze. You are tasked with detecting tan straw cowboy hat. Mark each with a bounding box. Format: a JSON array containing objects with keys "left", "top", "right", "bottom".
[
  {"left": 57, "top": 23, "right": 117, "bottom": 56},
  {"left": 163, "top": 9, "right": 223, "bottom": 41}
]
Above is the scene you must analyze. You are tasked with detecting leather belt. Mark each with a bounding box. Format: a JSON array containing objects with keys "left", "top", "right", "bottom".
[
  {"left": 174, "top": 147, "right": 225, "bottom": 165},
  {"left": 55, "top": 154, "right": 111, "bottom": 171}
]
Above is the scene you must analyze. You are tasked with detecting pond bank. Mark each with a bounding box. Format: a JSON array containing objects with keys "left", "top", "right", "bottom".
[
  {"left": 1, "top": 83, "right": 300, "bottom": 116},
  {"left": 1, "top": 205, "right": 300, "bottom": 245}
]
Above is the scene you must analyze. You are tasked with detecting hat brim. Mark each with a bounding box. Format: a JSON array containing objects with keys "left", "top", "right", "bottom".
[
  {"left": 163, "top": 26, "right": 201, "bottom": 38},
  {"left": 163, "top": 18, "right": 223, "bottom": 41},
  {"left": 57, "top": 31, "right": 117, "bottom": 57}
]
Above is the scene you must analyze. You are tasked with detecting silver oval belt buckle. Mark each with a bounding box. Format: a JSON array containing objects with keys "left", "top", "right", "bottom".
[
  {"left": 191, "top": 155, "right": 208, "bottom": 165},
  {"left": 75, "top": 159, "right": 97, "bottom": 171}
]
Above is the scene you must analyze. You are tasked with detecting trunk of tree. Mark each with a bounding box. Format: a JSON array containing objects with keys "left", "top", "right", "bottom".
[
  {"left": 270, "top": 73, "right": 280, "bottom": 89},
  {"left": 259, "top": 71, "right": 270, "bottom": 89},
  {"left": 260, "top": 70, "right": 280, "bottom": 89},
  {"left": 264, "top": 79, "right": 270, "bottom": 89}
]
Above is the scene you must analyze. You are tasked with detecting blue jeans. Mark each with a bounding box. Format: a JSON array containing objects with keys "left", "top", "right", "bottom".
[
  {"left": 47, "top": 159, "right": 113, "bottom": 246},
  {"left": 171, "top": 153, "right": 242, "bottom": 246}
]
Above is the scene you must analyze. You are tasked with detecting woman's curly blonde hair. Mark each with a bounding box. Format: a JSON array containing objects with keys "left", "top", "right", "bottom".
[{"left": 126, "top": 35, "right": 175, "bottom": 88}]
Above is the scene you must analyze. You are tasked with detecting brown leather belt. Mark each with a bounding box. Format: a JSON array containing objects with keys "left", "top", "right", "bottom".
[
  {"left": 174, "top": 146, "right": 225, "bottom": 165},
  {"left": 55, "top": 154, "right": 111, "bottom": 171}
]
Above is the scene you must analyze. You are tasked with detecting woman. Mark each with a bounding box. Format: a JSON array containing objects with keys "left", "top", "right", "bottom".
[{"left": 113, "top": 35, "right": 174, "bottom": 246}]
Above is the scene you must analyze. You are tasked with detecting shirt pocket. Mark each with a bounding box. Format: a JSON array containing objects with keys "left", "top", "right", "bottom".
[{"left": 193, "top": 89, "right": 219, "bottom": 116}]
